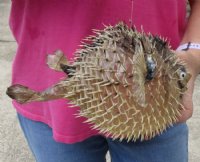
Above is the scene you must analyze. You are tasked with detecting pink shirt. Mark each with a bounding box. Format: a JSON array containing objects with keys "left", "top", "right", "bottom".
[{"left": 10, "top": 0, "right": 187, "bottom": 143}]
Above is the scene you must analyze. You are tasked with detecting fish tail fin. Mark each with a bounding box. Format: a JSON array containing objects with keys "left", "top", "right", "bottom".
[{"left": 6, "top": 84, "right": 41, "bottom": 104}]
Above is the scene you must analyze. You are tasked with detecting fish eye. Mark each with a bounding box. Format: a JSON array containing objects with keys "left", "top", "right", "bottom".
[{"left": 179, "top": 71, "right": 186, "bottom": 80}]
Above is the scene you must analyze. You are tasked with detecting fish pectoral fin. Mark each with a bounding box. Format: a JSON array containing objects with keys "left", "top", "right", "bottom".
[
  {"left": 132, "top": 71, "right": 147, "bottom": 108},
  {"left": 47, "top": 50, "right": 68, "bottom": 71},
  {"left": 6, "top": 84, "right": 40, "bottom": 104},
  {"left": 132, "top": 48, "right": 147, "bottom": 108}
]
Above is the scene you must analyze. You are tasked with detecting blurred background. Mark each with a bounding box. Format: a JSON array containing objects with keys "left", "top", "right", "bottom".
[{"left": 0, "top": 0, "right": 199, "bottom": 161}]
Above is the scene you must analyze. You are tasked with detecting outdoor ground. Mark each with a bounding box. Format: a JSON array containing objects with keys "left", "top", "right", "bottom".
[{"left": 0, "top": 1, "right": 199, "bottom": 162}]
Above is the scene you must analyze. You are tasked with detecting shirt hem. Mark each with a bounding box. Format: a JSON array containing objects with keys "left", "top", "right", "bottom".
[{"left": 13, "top": 102, "right": 100, "bottom": 144}]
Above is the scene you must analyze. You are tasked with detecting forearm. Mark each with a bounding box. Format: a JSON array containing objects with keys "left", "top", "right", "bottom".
[{"left": 180, "top": 0, "right": 200, "bottom": 76}]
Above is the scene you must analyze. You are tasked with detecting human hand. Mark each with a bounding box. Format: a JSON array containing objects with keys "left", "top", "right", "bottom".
[{"left": 175, "top": 50, "right": 199, "bottom": 123}]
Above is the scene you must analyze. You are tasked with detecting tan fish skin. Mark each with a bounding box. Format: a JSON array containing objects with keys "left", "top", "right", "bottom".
[{"left": 6, "top": 22, "right": 191, "bottom": 141}]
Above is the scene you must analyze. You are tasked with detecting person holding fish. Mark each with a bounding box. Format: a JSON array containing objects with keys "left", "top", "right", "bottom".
[{"left": 7, "top": 0, "right": 200, "bottom": 162}]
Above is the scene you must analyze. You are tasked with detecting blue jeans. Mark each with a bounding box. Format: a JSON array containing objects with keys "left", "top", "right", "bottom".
[{"left": 17, "top": 113, "right": 188, "bottom": 162}]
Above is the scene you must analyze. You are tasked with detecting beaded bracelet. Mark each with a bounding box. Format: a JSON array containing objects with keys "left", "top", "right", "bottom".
[{"left": 176, "top": 42, "right": 200, "bottom": 51}]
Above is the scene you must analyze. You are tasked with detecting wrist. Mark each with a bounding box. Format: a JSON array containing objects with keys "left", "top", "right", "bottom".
[
  {"left": 176, "top": 43, "right": 200, "bottom": 76},
  {"left": 185, "top": 49, "right": 200, "bottom": 75}
]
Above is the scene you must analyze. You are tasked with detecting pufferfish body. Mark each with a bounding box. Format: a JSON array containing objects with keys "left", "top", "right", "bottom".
[{"left": 7, "top": 22, "right": 191, "bottom": 141}]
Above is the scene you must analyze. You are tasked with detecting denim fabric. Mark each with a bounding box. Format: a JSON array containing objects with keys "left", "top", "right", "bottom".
[{"left": 17, "top": 113, "right": 188, "bottom": 162}]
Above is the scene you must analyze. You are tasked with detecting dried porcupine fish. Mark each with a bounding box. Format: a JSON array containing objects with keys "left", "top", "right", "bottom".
[{"left": 7, "top": 22, "right": 191, "bottom": 141}]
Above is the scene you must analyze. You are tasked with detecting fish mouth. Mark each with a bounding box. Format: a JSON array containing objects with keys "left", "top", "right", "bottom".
[{"left": 177, "top": 80, "right": 185, "bottom": 90}]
